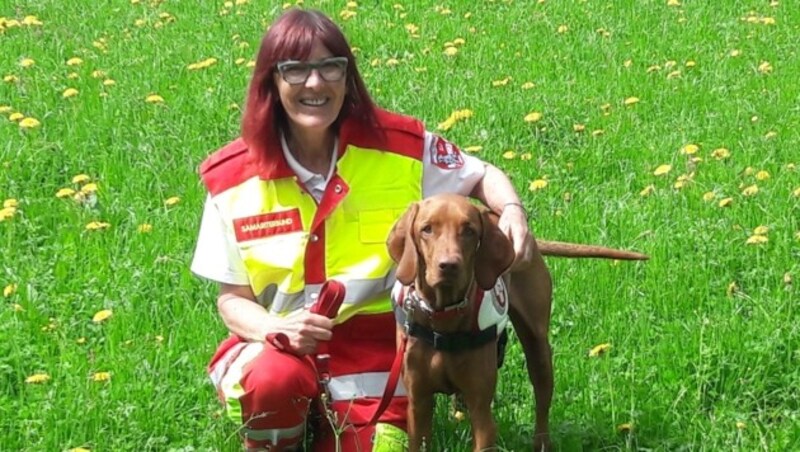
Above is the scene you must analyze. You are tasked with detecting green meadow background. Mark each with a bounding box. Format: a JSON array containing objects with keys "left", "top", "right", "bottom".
[{"left": 2, "top": 0, "right": 798, "bottom": 450}]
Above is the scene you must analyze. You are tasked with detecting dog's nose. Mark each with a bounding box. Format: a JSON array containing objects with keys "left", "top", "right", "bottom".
[{"left": 438, "top": 258, "right": 461, "bottom": 274}]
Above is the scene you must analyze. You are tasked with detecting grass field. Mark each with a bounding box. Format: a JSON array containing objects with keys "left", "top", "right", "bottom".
[{"left": 2, "top": 0, "right": 799, "bottom": 450}]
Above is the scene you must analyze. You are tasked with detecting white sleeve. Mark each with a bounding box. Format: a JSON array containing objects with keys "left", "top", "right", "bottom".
[
  {"left": 190, "top": 195, "right": 250, "bottom": 286},
  {"left": 421, "top": 131, "right": 486, "bottom": 198}
]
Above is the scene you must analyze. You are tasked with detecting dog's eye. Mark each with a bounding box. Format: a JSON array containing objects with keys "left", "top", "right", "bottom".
[
  {"left": 420, "top": 224, "right": 432, "bottom": 235},
  {"left": 462, "top": 225, "right": 477, "bottom": 237}
]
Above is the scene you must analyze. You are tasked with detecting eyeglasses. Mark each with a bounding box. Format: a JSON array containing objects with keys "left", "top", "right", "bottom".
[{"left": 276, "top": 57, "right": 348, "bottom": 85}]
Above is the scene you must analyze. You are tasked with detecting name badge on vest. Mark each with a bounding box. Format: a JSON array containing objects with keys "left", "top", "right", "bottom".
[{"left": 233, "top": 209, "right": 302, "bottom": 242}]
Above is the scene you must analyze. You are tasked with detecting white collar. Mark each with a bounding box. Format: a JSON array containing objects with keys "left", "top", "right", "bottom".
[{"left": 280, "top": 134, "right": 338, "bottom": 185}]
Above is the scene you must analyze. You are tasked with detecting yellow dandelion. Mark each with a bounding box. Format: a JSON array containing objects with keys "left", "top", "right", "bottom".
[
  {"left": 502, "top": 150, "right": 516, "bottom": 160},
  {"left": 19, "top": 117, "right": 41, "bottom": 128},
  {"left": 666, "top": 70, "right": 681, "bottom": 79},
  {"left": 557, "top": 24, "right": 568, "bottom": 34},
  {"left": 702, "top": 192, "right": 716, "bottom": 202},
  {"left": 746, "top": 235, "right": 768, "bottom": 245},
  {"left": 491, "top": 77, "right": 511, "bottom": 87},
  {"left": 436, "top": 109, "right": 473, "bottom": 131},
  {"left": 729, "top": 49, "right": 741, "bottom": 57},
  {"left": 755, "top": 170, "right": 770, "bottom": 181},
  {"left": 685, "top": 60, "right": 696, "bottom": 68},
  {"left": 524, "top": 111, "right": 543, "bottom": 123},
  {"left": 741, "top": 185, "right": 759, "bottom": 196},
  {"left": 67, "top": 72, "right": 79, "bottom": 80},
  {"left": 588, "top": 343, "right": 611, "bottom": 357},
  {"left": 573, "top": 124, "right": 585, "bottom": 132},
  {"left": 0, "top": 105, "right": 11, "bottom": 114},
  {"left": 718, "top": 197, "right": 733, "bottom": 207},
  {"left": 623, "top": 59, "right": 633, "bottom": 68},
  {"left": 66, "top": 57, "right": 84, "bottom": 66},
  {"left": 92, "top": 372, "right": 111, "bottom": 382},
  {"left": 246, "top": 60, "right": 256, "bottom": 68},
  {"left": 22, "top": 15, "right": 43, "bottom": 26},
  {"left": 735, "top": 421, "right": 746, "bottom": 430},
  {"left": 711, "top": 148, "right": 730, "bottom": 160},
  {"left": 339, "top": 9, "right": 356, "bottom": 20},
  {"left": 3, "top": 283, "right": 17, "bottom": 297},
  {"left": 25, "top": 373, "right": 50, "bottom": 384},
  {"left": 76, "top": 337, "right": 86, "bottom": 345},
  {"left": 453, "top": 410, "right": 466, "bottom": 422},
  {"left": 92, "top": 309, "right": 113, "bottom": 323},
  {"left": 62, "top": 88, "right": 79, "bottom": 98},
  {"left": 146, "top": 94, "right": 164, "bottom": 104},
  {"left": 443, "top": 46, "right": 458, "bottom": 57},
  {"left": 726, "top": 281, "right": 738, "bottom": 297},
  {"left": 623, "top": 96, "right": 640, "bottom": 106},
  {"left": 13, "top": 304, "right": 24, "bottom": 312},
  {"left": 164, "top": 196, "right": 181, "bottom": 207},
  {"left": 20, "top": 58, "right": 35, "bottom": 68},
  {"left": 640, "top": 185, "right": 655, "bottom": 197},
  {"left": 91, "top": 70, "right": 106, "bottom": 78},
  {"left": 81, "top": 183, "right": 98, "bottom": 193},
  {"left": 592, "top": 129, "right": 605, "bottom": 137},
  {"left": 646, "top": 64, "right": 661, "bottom": 73},
  {"left": 680, "top": 144, "right": 699, "bottom": 155},
  {"left": 753, "top": 225, "right": 769, "bottom": 235},
  {"left": 103, "top": 79, "right": 116, "bottom": 86},
  {"left": 792, "top": 187, "right": 800, "bottom": 198},
  {"left": 521, "top": 82, "right": 535, "bottom": 89},
  {"left": 528, "top": 179, "right": 548, "bottom": 191},
  {"left": 653, "top": 164, "right": 672, "bottom": 176},
  {"left": 56, "top": 188, "right": 76, "bottom": 198},
  {"left": 667, "top": 0, "right": 681, "bottom": 6},
  {"left": 785, "top": 273, "right": 793, "bottom": 286},
  {"left": 764, "top": 131, "right": 777, "bottom": 139},
  {"left": 617, "top": 423, "right": 633, "bottom": 433},
  {"left": 72, "top": 174, "right": 91, "bottom": 184},
  {"left": 0, "top": 207, "right": 16, "bottom": 221},
  {"left": 520, "top": 153, "right": 532, "bottom": 161},
  {"left": 3, "top": 199, "right": 17, "bottom": 208},
  {"left": 8, "top": 112, "right": 24, "bottom": 122},
  {"left": 85, "top": 221, "right": 111, "bottom": 231},
  {"left": 68, "top": 448, "right": 91, "bottom": 452},
  {"left": 463, "top": 146, "right": 482, "bottom": 153},
  {"left": 138, "top": 223, "right": 153, "bottom": 233},
  {"left": 758, "top": 61, "right": 773, "bottom": 74}
]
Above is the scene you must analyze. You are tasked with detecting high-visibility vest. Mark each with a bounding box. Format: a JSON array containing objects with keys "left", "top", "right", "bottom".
[{"left": 200, "top": 109, "right": 425, "bottom": 323}]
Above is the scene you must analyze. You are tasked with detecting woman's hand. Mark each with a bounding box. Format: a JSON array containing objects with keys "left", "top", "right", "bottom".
[
  {"left": 497, "top": 203, "right": 534, "bottom": 270},
  {"left": 217, "top": 284, "right": 334, "bottom": 355},
  {"left": 270, "top": 310, "right": 334, "bottom": 355}
]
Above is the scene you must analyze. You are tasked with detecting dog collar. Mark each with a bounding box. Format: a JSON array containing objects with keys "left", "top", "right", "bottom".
[{"left": 401, "top": 282, "right": 478, "bottom": 322}]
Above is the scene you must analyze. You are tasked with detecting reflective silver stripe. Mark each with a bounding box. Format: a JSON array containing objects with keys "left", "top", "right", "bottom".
[
  {"left": 269, "top": 291, "right": 305, "bottom": 313},
  {"left": 305, "top": 276, "right": 394, "bottom": 305},
  {"left": 244, "top": 422, "right": 306, "bottom": 442},
  {"left": 328, "top": 372, "right": 407, "bottom": 400}
]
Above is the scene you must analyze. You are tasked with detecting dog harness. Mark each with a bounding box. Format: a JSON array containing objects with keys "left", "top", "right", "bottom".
[{"left": 391, "top": 278, "right": 509, "bottom": 352}]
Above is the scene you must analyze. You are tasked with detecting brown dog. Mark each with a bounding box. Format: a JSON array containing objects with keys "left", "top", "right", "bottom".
[{"left": 386, "top": 193, "right": 647, "bottom": 451}]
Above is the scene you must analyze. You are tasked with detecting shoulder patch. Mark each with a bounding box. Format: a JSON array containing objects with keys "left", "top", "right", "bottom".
[{"left": 431, "top": 136, "right": 464, "bottom": 169}]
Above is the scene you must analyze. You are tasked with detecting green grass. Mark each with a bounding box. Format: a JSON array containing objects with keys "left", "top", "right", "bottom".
[{"left": 1, "top": 0, "right": 798, "bottom": 450}]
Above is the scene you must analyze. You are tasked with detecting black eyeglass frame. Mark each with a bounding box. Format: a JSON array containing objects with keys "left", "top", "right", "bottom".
[{"left": 275, "top": 56, "right": 349, "bottom": 85}]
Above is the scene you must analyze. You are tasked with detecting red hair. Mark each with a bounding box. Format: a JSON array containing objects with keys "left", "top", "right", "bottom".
[{"left": 241, "top": 8, "right": 378, "bottom": 162}]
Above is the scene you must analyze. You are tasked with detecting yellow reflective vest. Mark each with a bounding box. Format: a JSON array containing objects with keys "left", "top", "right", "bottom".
[{"left": 200, "top": 109, "right": 425, "bottom": 323}]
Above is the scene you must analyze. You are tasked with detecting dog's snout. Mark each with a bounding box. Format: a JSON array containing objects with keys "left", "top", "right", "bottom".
[{"left": 437, "top": 257, "right": 461, "bottom": 273}]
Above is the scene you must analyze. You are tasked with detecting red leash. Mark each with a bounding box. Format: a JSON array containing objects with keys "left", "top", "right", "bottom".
[{"left": 268, "top": 280, "right": 404, "bottom": 428}]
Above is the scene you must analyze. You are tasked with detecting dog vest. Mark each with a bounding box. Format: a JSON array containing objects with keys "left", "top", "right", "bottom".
[{"left": 391, "top": 278, "right": 509, "bottom": 351}]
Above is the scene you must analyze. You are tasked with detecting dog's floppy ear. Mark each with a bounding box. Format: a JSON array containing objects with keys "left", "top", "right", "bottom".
[
  {"left": 387, "top": 202, "right": 420, "bottom": 285},
  {"left": 475, "top": 209, "right": 515, "bottom": 290}
]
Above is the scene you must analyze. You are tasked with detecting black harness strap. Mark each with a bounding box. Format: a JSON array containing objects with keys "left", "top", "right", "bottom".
[{"left": 407, "top": 322, "right": 498, "bottom": 352}]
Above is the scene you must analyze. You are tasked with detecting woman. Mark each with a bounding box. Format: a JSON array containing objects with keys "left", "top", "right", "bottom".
[{"left": 191, "top": 8, "right": 535, "bottom": 451}]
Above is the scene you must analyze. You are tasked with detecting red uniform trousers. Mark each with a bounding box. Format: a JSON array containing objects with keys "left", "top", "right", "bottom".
[{"left": 208, "top": 313, "right": 407, "bottom": 451}]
